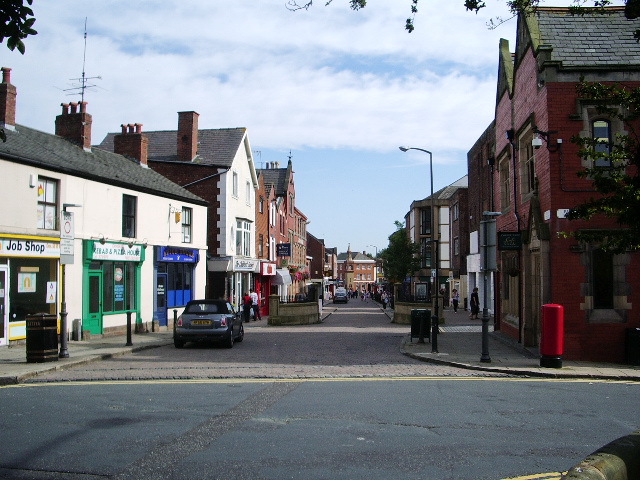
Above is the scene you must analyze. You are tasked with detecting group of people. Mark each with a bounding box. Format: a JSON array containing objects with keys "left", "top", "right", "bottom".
[
  {"left": 450, "top": 287, "right": 480, "bottom": 319},
  {"left": 242, "top": 289, "right": 262, "bottom": 322}
]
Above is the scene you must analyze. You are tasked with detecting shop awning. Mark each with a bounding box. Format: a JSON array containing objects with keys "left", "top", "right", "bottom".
[{"left": 273, "top": 268, "right": 292, "bottom": 286}]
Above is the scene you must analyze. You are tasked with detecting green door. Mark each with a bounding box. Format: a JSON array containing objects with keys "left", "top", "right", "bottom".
[{"left": 85, "top": 272, "right": 103, "bottom": 335}]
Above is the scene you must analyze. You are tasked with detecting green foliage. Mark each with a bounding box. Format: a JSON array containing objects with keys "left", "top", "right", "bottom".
[
  {"left": 379, "top": 221, "right": 420, "bottom": 283},
  {"left": 0, "top": 0, "right": 37, "bottom": 54},
  {"left": 564, "top": 81, "right": 640, "bottom": 253}
]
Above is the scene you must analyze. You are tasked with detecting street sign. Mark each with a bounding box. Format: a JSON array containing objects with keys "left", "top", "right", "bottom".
[{"left": 60, "top": 211, "right": 74, "bottom": 265}]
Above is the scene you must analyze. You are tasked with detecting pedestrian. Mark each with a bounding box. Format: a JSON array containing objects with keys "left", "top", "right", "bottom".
[
  {"left": 451, "top": 289, "right": 460, "bottom": 313},
  {"left": 250, "top": 289, "right": 261, "bottom": 321},
  {"left": 470, "top": 287, "right": 480, "bottom": 319},
  {"left": 382, "top": 292, "right": 388, "bottom": 310},
  {"left": 242, "top": 292, "right": 252, "bottom": 322}
]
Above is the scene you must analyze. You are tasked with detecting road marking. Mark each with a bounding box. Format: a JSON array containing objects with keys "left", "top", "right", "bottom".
[
  {"left": 502, "top": 472, "right": 566, "bottom": 480},
  {"left": 5, "top": 376, "right": 640, "bottom": 389}
]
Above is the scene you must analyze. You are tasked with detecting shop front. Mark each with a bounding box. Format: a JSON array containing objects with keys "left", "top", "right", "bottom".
[
  {"left": 208, "top": 256, "right": 259, "bottom": 307},
  {"left": 0, "top": 235, "right": 61, "bottom": 345},
  {"left": 82, "top": 240, "right": 145, "bottom": 335},
  {"left": 154, "top": 246, "right": 199, "bottom": 327}
]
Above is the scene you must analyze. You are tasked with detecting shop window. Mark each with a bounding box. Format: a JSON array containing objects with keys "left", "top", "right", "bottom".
[
  {"left": 8, "top": 258, "right": 55, "bottom": 321},
  {"left": 182, "top": 207, "right": 192, "bottom": 243},
  {"left": 122, "top": 195, "right": 137, "bottom": 238},
  {"left": 165, "top": 262, "right": 193, "bottom": 307},
  {"left": 37, "top": 177, "right": 58, "bottom": 230},
  {"left": 102, "top": 262, "right": 136, "bottom": 313}
]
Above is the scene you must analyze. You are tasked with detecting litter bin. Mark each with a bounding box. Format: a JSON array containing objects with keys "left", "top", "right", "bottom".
[
  {"left": 26, "top": 313, "right": 59, "bottom": 363},
  {"left": 626, "top": 328, "right": 640, "bottom": 366},
  {"left": 410, "top": 309, "right": 431, "bottom": 342}
]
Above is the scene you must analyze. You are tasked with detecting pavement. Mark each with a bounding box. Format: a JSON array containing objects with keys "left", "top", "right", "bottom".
[{"left": 0, "top": 305, "right": 639, "bottom": 385}]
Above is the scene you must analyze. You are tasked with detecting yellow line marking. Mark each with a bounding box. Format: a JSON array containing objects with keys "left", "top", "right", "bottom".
[
  {"left": 502, "top": 472, "right": 566, "bottom": 480},
  {"left": 2, "top": 376, "right": 639, "bottom": 389}
]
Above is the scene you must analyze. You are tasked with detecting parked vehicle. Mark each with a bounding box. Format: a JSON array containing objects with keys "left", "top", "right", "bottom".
[{"left": 174, "top": 299, "right": 244, "bottom": 348}]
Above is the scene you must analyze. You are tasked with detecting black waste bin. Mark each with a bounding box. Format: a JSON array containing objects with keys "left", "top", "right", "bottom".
[
  {"left": 410, "top": 309, "right": 431, "bottom": 342},
  {"left": 626, "top": 328, "right": 640, "bottom": 366},
  {"left": 26, "top": 313, "right": 59, "bottom": 363}
]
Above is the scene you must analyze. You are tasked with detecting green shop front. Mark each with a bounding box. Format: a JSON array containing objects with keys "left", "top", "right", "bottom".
[{"left": 83, "top": 240, "right": 145, "bottom": 335}]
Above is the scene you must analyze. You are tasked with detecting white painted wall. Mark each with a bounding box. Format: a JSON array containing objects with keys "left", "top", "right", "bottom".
[{"left": 0, "top": 158, "right": 208, "bottom": 331}]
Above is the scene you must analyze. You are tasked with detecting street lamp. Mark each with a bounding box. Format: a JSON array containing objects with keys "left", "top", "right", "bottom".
[
  {"left": 399, "top": 146, "right": 438, "bottom": 353},
  {"left": 366, "top": 244, "right": 378, "bottom": 257}
]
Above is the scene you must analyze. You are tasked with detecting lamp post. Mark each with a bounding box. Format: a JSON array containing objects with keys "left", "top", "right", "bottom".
[
  {"left": 480, "top": 211, "right": 501, "bottom": 363},
  {"left": 399, "top": 146, "right": 438, "bottom": 353}
]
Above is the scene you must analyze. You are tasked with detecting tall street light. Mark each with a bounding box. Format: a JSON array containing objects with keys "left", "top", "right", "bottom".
[{"left": 399, "top": 146, "right": 438, "bottom": 353}]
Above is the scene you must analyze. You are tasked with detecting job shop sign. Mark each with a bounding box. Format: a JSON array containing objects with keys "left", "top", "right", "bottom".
[{"left": 0, "top": 238, "right": 60, "bottom": 258}]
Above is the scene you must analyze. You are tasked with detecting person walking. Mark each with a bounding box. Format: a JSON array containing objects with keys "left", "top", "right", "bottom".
[
  {"left": 451, "top": 289, "right": 460, "bottom": 313},
  {"left": 250, "top": 289, "right": 261, "bottom": 321},
  {"left": 469, "top": 287, "right": 480, "bottom": 319},
  {"left": 242, "top": 292, "right": 252, "bottom": 323}
]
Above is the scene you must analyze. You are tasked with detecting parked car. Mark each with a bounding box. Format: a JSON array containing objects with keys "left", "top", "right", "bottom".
[
  {"left": 333, "top": 290, "right": 348, "bottom": 304},
  {"left": 174, "top": 299, "right": 244, "bottom": 348}
]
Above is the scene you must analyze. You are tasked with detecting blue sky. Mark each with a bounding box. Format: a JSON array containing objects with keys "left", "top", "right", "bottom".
[{"left": 3, "top": 0, "right": 617, "bottom": 256}]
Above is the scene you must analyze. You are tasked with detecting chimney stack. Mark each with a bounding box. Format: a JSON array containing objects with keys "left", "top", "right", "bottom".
[
  {"left": 55, "top": 101, "right": 92, "bottom": 151},
  {"left": 114, "top": 123, "right": 149, "bottom": 166},
  {"left": 0, "top": 67, "right": 17, "bottom": 129},
  {"left": 177, "top": 111, "right": 199, "bottom": 161}
]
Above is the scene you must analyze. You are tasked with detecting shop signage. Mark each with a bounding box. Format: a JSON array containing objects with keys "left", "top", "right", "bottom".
[
  {"left": 90, "top": 242, "right": 142, "bottom": 261},
  {"left": 159, "top": 246, "right": 199, "bottom": 263},
  {"left": 498, "top": 232, "right": 522, "bottom": 251},
  {"left": 261, "top": 263, "right": 276, "bottom": 276},
  {"left": 277, "top": 243, "right": 291, "bottom": 257},
  {"left": 233, "top": 258, "right": 258, "bottom": 271},
  {"left": 0, "top": 237, "right": 60, "bottom": 258}
]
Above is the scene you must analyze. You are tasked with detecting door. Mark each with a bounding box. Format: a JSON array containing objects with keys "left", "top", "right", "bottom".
[
  {"left": 85, "top": 272, "right": 103, "bottom": 335},
  {"left": 156, "top": 273, "right": 168, "bottom": 327},
  {"left": 0, "top": 266, "right": 7, "bottom": 346}
]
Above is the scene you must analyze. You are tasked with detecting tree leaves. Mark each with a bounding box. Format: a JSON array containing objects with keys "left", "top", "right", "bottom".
[{"left": 0, "top": 0, "right": 37, "bottom": 54}]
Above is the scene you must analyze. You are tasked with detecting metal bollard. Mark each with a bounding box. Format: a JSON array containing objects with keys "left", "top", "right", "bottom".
[{"left": 126, "top": 311, "right": 133, "bottom": 346}]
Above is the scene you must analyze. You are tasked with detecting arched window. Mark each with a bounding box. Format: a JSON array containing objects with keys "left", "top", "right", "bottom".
[{"left": 592, "top": 120, "right": 612, "bottom": 167}]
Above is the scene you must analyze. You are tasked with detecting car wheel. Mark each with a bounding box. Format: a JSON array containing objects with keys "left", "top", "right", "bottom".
[
  {"left": 224, "top": 328, "right": 234, "bottom": 348},
  {"left": 174, "top": 338, "right": 185, "bottom": 348},
  {"left": 236, "top": 324, "right": 244, "bottom": 343}
]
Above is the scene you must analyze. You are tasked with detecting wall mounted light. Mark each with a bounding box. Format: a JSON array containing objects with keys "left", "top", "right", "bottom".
[
  {"left": 532, "top": 125, "right": 562, "bottom": 152},
  {"left": 99, "top": 235, "right": 106, "bottom": 245}
]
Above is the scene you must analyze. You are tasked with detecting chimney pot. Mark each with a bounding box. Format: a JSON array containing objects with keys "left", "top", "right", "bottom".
[
  {"left": 121, "top": 124, "right": 127, "bottom": 134},
  {"left": 69, "top": 102, "right": 78, "bottom": 114},
  {"left": 1, "top": 67, "right": 11, "bottom": 84}
]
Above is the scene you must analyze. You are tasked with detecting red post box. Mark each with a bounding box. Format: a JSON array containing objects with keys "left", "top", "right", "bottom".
[{"left": 540, "top": 304, "right": 564, "bottom": 368}]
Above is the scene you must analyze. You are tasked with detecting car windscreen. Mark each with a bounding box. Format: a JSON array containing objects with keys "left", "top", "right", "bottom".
[{"left": 185, "top": 302, "right": 229, "bottom": 314}]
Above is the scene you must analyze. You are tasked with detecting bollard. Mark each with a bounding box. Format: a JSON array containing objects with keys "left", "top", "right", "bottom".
[
  {"left": 540, "top": 304, "right": 564, "bottom": 368},
  {"left": 126, "top": 311, "right": 133, "bottom": 346}
]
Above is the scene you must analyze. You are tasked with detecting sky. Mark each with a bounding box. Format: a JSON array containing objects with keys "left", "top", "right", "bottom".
[{"left": 3, "top": 0, "right": 612, "bottom": 256}]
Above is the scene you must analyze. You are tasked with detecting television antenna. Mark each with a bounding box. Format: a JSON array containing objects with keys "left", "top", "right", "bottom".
[{"left": 63, "top": 18, "right": 101, "bottom": 102}]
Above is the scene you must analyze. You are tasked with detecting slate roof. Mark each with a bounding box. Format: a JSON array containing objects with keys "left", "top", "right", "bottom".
[
  {"left": 1, "top": 124, "right": 207, "bottom": 205},
  {"left": 99, "top": 127, "right": 247, "bottom": 167},
  {"left": 535, "top": 7, "right": 640, "bottom": 68},
  {"left": 259, "top": 168, "right": 288, "bottom": 195}
]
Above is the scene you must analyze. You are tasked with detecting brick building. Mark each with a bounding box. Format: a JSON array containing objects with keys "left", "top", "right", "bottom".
[
  {"left": 337, "top": 246, "right": 376, "bottom": 295},
  {"left": 466, "top": 122, "right": 497, "bottom": 314},
  {"left": 490, "top": 7, "right": 640, "bottom": 361}
]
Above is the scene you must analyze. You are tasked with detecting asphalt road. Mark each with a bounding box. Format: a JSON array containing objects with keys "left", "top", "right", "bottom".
[{"left": 0, "top": 301, "right": 637, "bottom": 480}]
